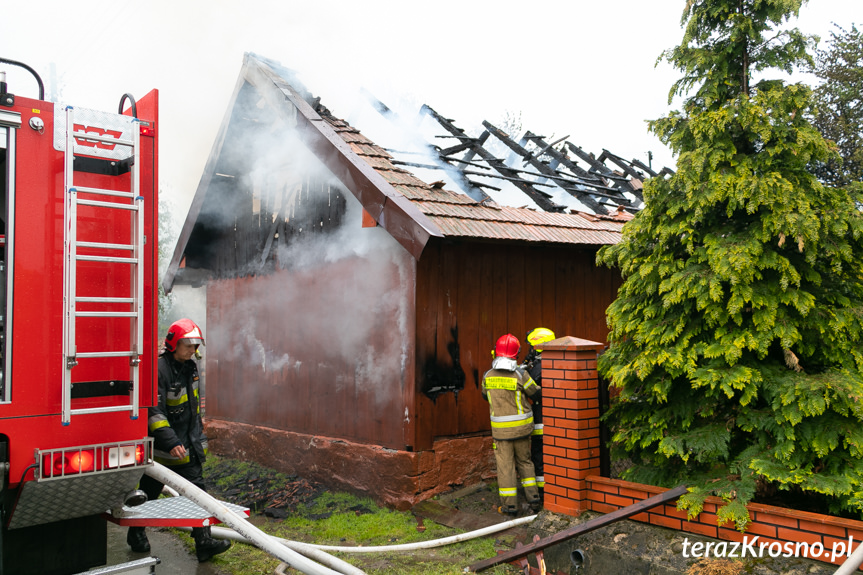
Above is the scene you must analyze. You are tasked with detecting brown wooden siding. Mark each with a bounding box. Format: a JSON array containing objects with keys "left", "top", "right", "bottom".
[
  {"left": 412, "top": 239, "right": 621, "bottom": 450},
  {"left": 205, "top": 249, "right": 416, "bottom": 449}
]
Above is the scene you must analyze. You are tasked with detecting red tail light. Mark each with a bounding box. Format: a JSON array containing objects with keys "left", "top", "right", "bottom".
[
  {"left": 68, "top": 450, "right": 95, "bottom": 472},
  {"left": 37, "top": 439, "right": 151, "bottom": 480}
]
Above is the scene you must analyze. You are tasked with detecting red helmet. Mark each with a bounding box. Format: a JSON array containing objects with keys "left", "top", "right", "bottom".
[
  {"left": 494, "top": 334, "right": 520, "bottom": 359},
  {"left": 164, "top": 318, "right": 205, "bottom": 353}
]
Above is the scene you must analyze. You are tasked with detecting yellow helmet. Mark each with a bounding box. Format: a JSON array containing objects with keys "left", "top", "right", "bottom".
[{"left": 526, "top": 327, "right": 555, "bottom": 348}]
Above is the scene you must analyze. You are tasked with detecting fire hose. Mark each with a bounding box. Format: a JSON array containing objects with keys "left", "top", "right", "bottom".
[
  {"left": 152, "top": 462, "right": 537, "bottom": 572},
  {"left": 145, "top": 462, "right": 359, "bottom": 575},
  {"left": 198, "top": 514, "right": 537, "bottom": 553}
]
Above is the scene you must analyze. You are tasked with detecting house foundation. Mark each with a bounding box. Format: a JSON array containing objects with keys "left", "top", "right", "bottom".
[{"left": 204, "top": 419, "right": 495, "bottom": 510}]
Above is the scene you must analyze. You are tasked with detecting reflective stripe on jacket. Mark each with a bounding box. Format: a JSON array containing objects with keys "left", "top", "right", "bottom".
[{"left": 481, "top": 367, "right": 540, "bottom": 440}]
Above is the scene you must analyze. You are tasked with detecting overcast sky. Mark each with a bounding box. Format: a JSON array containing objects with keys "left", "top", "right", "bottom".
[{"left": 1, "top": 0, "right": 857, "bottom": 233}]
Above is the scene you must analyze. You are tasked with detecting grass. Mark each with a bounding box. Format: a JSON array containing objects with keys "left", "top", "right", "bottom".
[{"left": 187, "top": 456, "right": 522, "bottom": 575}]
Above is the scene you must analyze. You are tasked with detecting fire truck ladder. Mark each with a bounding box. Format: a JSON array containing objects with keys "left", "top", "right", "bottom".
[{"left": 62, "top": 106, "right": 144, "bottom": 425}]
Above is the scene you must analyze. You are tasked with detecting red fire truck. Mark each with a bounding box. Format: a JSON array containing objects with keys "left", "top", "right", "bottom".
[{"left": 0, "top": 58, "right": 159, "bottom": 574}]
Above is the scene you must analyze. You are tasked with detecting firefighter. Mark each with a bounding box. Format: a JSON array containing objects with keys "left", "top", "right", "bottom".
[
  {"left": 524, "top": 327, "right": 556, "bottom": 493},
  {"left": 481, "top": 333, "right": 542, "bottom": 516},
  {"left": 127, "top": 318, "right": 231, "bottom": 563}
]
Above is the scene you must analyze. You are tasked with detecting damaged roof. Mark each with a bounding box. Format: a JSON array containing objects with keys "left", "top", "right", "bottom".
[
  {"left": 164, "top": 53, "right": 650, "bottom": 292},
  {"left": 326, "top": 114, "right": 629, "bottom": 246}
]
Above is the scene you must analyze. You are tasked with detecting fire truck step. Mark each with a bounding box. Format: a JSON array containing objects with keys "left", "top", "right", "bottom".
[{"left": 105, "top": 496, "right": 250, "bottom": 528}]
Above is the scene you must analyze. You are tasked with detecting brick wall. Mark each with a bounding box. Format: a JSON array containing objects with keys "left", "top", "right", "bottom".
[{"left": 540, "top": 336, "right": 863, "bottom": 568}]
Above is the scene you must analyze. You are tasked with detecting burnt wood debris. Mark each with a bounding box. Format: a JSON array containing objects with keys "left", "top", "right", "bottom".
[{"left": 373, "top": 99, "right": 670, "bottom": 217}]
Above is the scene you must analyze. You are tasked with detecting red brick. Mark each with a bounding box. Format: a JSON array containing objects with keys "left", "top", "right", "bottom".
[
  {"left": 543, "top": 464, "right": 566, "bottom": 477},
  {"left": 555, "top": 399, "right": 579, "bottom": 410},
  {"left": 542, "top": 387, "right": 566, "bottom": 398},
  {"left": 587, "top": 491, "right": 605, "bottom": 504},
  {"left": 617, "top": 487, "right": 649, "bottom": 500},
  {"left": 649, "top": 513, "right": 682, "bottom": 530},
  {"left": 778, "top": 527, "right": 822, "bottom": 546},
  {"left": 589, "top": 501, "right": 617, "bottom": 514},
  {"left": 543, "top": 407, "right": 566, "bottom": 419},
  {"left": 662, "top": 505, "right": 691, "bottom": 520},
  {"left": 564, "top": 389, "right": 599, "bottom": 400},
  {"left": 756, "top": 511, "right": 799, "bottom": 529},
  {"left": 588, "top": 481, "right": 619, "bottom": 495},
  {"left": 606, "top": 494, "right": 635, "bottom": 508},
  {"left": 744, "top": 521, "right": 777, "bottom": 538},
  {"left": 542, "top": 369, "right": 565, "bottom": 380},
  {"left": 545, "top": 445, "right": 566, "bottom": 458},
  {"left": 717, "top": 528, "right": 746, "bottom": 543},
  {"left": 567, "top": 448, "right": 600, "bottom": 461},
  {"left": 555, "top": 477, "right": 587, "bottom": 491},
  {"left": 565, "top": 468, "right": 596, "bottom": 480},
  {"left": 630, "top": 512, "right": 649, "bottom": 523},
  {"left": 682, "top": 521, "right": 718, "bottom": 538},
  {"left": 566, "top": 427, "right": 600, "bottom": 439},
  {"left": 799, "top": 519, "right": 847, "bottom": 538},
  {"left": 567, "top": 408, "right": 600, "bottom": 420},
  {"left": 546, "top": 500, "right": 580, "bottom": 517},
  {"left": 555, "top": 437, "right": 593, "bottom": 450},
  {"left": 544, "top": 483, "right": 567, "bottom": 497},
  {"left": 553, "top": 359, "right": 587, "bottom": 370}
]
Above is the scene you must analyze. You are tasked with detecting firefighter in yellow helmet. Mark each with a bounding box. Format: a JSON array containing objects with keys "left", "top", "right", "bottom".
[
  {"left": 524, "top": 327, "right": 556, "bottom": 492},
  {"left": 482, "top": 334, "right": 542, "bottom": 516}
]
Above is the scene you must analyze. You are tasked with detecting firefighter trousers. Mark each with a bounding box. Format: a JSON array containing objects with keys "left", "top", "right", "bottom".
[{"left": 493, "top": 436, "right": 540, "bottom": 511}]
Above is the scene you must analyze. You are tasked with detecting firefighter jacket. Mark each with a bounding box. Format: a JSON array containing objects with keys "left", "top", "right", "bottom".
[
  {"left": 148, "top": 353, "right": 208, "bottom": 466},
  {"left": 481, "top": 366, "right": 540, "bottom": 440}
]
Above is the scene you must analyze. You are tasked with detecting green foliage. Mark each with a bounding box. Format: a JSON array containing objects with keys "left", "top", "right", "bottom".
[
  {"left": 599, "top": 0, "right": 863, "bottom": 530},
  {"left": 808, "top": 24, "right": 863, "bottom": 189}
]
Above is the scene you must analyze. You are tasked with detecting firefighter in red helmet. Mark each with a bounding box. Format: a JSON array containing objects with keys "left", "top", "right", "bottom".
[
  {"left": 127, "top": 319, "right": 231, "bottom": 562},
  {"left": 481, "top": 334, "right": 542, "bottom": 516}
]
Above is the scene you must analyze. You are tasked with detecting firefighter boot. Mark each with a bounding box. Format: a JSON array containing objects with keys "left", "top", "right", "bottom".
[
  {"left": 193, "top": 526, "right": 231, "bottom": 562},
  {"left": 126, "top": 526, "right": 150, "bottom": 553}
]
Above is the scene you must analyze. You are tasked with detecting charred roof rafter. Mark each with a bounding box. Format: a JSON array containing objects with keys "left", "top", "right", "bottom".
[
  {"left": 519, "top": 132, "right": 639, "bottom": 210},
  {"left": 482, "top": 120, "right": 612, "bottom": 215},
  {"left": 421, "top": 105, "right": 565, "bottom": 212}
]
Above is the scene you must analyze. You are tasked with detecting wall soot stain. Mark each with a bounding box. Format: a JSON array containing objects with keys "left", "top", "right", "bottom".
[{"left": 421, "top": 325, "right": 465, "bottom": 401}]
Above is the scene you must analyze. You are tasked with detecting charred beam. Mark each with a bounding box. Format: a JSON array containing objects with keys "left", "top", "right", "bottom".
[
  {"left": 422, "top": 105, "right": 564, "bottom": 212},
  {"left": 598, "top": 148, "right": 649, "bottom": 181},
  {"left": 483, "top": 121, "right": 609, "bottom": 214}
]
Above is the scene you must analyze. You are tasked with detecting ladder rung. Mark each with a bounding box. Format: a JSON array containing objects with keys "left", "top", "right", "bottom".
[
  {"left": 75, "top": 351, "right": 139, "bottom": 358},
  {"left": 76, "top": 297, "right": 135, "bottom": 303},
  {"left": 77, "top": 241, "right": 134, "bottom": 250},
  {"left": 69, "top": 186, "right": 136, "bottom": 199},
  {"left": 76, "top": 198, "right": 139, "bottom": 211},
  {"left": 76, "top": 255, "right": 138, "bottom": 264},
  {"left": 71, "top": 130, "right": 134, "bottom": 147},
  {"left": 75, "top": 311, "right": 139, "bottom": 318},
  {"left": 69, "top": 405, "right": 135, "bottom": 417}
]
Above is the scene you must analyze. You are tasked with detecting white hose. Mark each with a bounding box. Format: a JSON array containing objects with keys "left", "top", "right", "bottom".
[
  {"left": 177, "top": 526, "right": 366, "bottom": 575},
  {"left": 204, "top": 513, "right": 536, "bottom": 552},
  {"left": 145, "top": 462, "right": 355, "bottom": 575},
  {"left": 833, "top": 541, "right": 863, "bottom": 575}
]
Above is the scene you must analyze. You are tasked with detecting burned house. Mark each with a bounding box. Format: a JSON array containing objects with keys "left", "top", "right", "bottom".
[{"left": 163, "top": 53, "right": 659, "bottom": 508}]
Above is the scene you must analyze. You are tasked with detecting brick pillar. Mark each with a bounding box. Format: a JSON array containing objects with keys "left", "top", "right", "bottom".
[{"left": 540, "top": 336, "right": 604, "bottom": 516}]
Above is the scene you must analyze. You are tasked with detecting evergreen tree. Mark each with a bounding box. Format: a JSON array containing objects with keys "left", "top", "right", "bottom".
[
  {"left": 808, "top": 24, "right": 863, "bottom": 189},
  {"left": 598, "top": 0, "right": 863, "bottom": 528}
]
